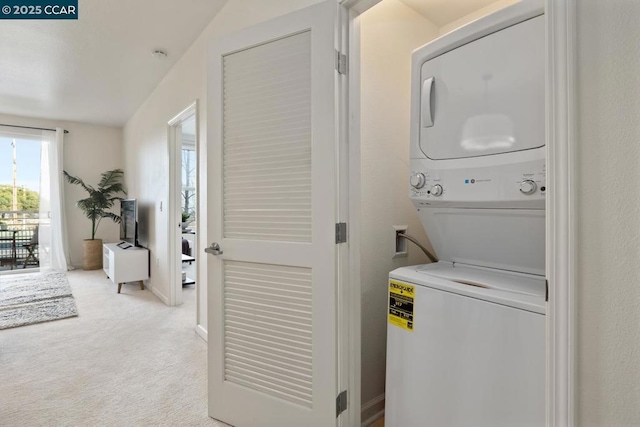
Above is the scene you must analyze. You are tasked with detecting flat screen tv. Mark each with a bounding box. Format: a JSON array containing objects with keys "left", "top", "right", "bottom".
[{"left": 120, "top": 199, "right": 138, "bottom": 246}]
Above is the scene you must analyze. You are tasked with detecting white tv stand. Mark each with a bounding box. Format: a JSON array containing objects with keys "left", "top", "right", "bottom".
[{"left": 103, "top": 243, "right": 150, "bottom": 293}]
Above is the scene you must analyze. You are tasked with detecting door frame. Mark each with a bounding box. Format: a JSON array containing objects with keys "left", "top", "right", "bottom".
[
  {"left": 340, "top": 0, "right": 577, "bottom": 425},
  {"left": 167, "top": 101, "right": 199, "bottom": 309},
  {"left": 545, "top": 0, "right": 577, "bottom": 425}
]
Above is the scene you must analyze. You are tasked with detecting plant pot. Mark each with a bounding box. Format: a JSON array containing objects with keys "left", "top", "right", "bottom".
[{"left": 83, "top": 239, "right": 103, "bottom": 270}]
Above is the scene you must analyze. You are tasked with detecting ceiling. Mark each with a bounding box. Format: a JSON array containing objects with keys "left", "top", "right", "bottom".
[
  {"left": 398, "top": 0, "right": 500, "bottom": 27},
  {"left": 0, "top": 0, "right": 228, "bottom": 126}
]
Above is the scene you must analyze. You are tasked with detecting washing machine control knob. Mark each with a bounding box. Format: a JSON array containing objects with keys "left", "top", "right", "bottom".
[
  {"left": 410, "top": 173, "right": 426, "bottom": 189},
  {"left": 519, "top": 179, "right": 537, "bottom": 195},
  {"left": 430, "top": 184, "right": 443, "bottom": 196}
]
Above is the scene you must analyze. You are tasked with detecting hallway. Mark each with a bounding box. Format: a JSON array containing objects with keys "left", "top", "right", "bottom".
[{"left": 0, "top": 270, "right": 225, "bottom": 426}]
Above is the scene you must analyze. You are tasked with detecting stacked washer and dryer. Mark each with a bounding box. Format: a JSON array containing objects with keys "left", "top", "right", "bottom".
[{"left": 385, "top": 3, "right": 546, "bottom": 427}]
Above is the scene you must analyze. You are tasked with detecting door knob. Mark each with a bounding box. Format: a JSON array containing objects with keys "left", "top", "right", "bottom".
[{"left": 205, "top": 243, "right": 223, "bottom": 255}]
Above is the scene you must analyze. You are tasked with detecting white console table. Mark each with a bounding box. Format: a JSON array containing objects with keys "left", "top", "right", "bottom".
[{"left": 103, "top": 243, "right": 150, "bottom": 293}]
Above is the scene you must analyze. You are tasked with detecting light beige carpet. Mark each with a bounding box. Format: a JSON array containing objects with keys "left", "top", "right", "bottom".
[{"left": 0, "top": 270, "right": 228, "bottom": 427}]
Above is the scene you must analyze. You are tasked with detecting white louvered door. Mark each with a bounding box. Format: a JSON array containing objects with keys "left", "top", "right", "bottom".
[{"left": 207, "top": 2, "right": 343, "bottom": 426}]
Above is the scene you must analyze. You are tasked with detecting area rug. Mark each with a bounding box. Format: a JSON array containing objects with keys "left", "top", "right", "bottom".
[{"left": 0, "top": 272, "right": 78, "bottom": 330}]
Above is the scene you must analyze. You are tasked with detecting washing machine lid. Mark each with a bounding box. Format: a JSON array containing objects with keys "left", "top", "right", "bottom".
[
  {"left": 390, "top": 262, "right": 545, "bottom": 314},
  {"left": 416, "top": 207, "right": 545, "bottom": 276}
]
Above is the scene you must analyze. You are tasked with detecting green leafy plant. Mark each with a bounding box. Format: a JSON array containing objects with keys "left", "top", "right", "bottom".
[
  {"left": 0, "top": 185, "right": 39, "bottom": 211},
  {"left": 64, "top": 169, "right": 127, "bottom": 240},
  {"left": 181, "top": 212, "right": 190, "bottom": 223}
]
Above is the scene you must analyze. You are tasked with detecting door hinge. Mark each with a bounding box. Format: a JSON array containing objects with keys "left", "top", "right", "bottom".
[
  {"left": 336, "top": 390, "right": 348, "bottom": 417},
  {"left": 335, "top": 222, "right": 347, "bottom": 244},
  {"left": 335, "top": 50, "right": 347, "bottom": 75}
]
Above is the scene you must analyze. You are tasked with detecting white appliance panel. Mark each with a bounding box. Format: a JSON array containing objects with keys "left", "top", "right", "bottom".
[
  {"left": 410, "top": 158, "right": 545, "bottom": 207},
  {"left": 417, "top": 208, "right": 545, "bottom": 275},
  {"left": 418, "top": 16, "right": 544, "bottom": 160},
  {"left": 385, "top": 275, "right": 545, "bottom": 427}
]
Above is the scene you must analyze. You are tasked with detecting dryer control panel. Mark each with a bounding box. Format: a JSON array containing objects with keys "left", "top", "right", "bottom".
[{"left": 410, "top": 158, "right": 545, "bottom": 209}]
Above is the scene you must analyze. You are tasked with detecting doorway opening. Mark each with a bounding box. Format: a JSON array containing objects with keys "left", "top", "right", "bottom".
[
  {"left": 355, "top": 0, "right": 536, "bottom": 425},
  {"left": 168, "top": 103, "right": 199, "bottom": 318},
  {"left": 0, "top": 131, "right": 48, "bottom": 274}
]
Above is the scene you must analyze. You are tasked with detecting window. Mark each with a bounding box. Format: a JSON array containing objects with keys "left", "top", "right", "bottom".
[
  {"left": 181, "top": 146, "right": 196, "bottom": 222},
  {"left": 0, "top": 134, "right": 43, "bottom": 271}
]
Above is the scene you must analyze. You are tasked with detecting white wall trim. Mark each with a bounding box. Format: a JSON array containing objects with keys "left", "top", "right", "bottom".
[
  {"left": 341, "top": 0, "right": 382, "bottom": 15},
  {"left": 360, "top": 393, "right": 384, "bottom": 426},
  {"left": 167, "top": 101, "right": 198, "bottom": 309},
  {"left": 147, "top": 281, "right": 170, "bottom": 305},
  {"left": 545, "top": 0, "right": 576, "bottom": 425},
  {"left": 342, "top": 2, "right": 373, "bottom": 426},
  {"left": 196, "top": 324, "right": 208, "bottom": 342},
  {"left": 167, "top": 101, "right": 198, "bottom": 127}
]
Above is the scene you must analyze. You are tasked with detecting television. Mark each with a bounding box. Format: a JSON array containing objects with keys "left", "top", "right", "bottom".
[{"left": 120, "top": 199, "right": 138, "bottom": 246}]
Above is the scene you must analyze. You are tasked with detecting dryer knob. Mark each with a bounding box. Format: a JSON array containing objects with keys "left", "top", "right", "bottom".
[
  {"left": 430, "top": 184, "right": 443, "bottom": 196},
  {"left": 410, "top": 173, "right": 426, "bottom": 189},
  {"left": 519, "top": 179, "right": 537, "bottom": 195}
]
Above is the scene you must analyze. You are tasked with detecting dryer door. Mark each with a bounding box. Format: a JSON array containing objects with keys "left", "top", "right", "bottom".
[{"left": 418, "top": 15, "right": 544, "bottom": 160}]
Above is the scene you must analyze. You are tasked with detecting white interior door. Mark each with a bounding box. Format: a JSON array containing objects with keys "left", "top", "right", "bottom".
[{"left": 206, "top": 2, "right": 344, "bottom": 426}]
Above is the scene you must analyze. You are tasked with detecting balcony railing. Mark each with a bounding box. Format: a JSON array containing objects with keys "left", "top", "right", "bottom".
[{"left": 0, "top": 210, "right": 48, "bottom": 271}]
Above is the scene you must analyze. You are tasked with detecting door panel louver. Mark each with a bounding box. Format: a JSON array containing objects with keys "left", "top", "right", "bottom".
[
  {"left": 224, "top": 261, "right": 313, "bottom": 408},
  {"left": 223, "top": 31, "right": 312, "bottom": 242}
]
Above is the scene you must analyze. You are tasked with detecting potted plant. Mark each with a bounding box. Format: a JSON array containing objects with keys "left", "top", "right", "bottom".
[
  {"left": 64, "top": 169, "right": 126, "bottom": 270},
  {"left": 181, "top": 211, "right": 191, "bottom": 232}
]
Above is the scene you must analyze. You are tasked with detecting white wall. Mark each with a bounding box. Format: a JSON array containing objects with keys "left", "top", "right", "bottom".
[
  {"left": 576, "top": 1, "right": 640, "bottom": 425},
  {"left": 123, "top": 0, "right": 326, "bottom": 330},
  {"left": 438, "top": 0, "right": 517, "bottom": 35},
  {"left": 0, "top": 113, "right": 123, "bottom": 268},
  {"left": 359, "top": 0, "right": 438, "bottom": 420}
]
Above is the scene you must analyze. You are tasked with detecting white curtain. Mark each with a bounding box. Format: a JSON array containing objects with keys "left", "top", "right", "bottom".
[{"left": 40, "top": 129, "right": 71, "bottom": 272}]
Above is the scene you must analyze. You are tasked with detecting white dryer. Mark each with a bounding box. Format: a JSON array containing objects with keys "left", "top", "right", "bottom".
[{"left": 386, "top": 1, "right": 546, "bottom": 426}]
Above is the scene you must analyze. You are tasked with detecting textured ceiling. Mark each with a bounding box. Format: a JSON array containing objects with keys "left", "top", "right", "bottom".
[
  {"left": 0, "top": 0, "right": 228, "bottom": 126},
  {"left": 398, "top": 0, "right": 500, "bottom": 26}
]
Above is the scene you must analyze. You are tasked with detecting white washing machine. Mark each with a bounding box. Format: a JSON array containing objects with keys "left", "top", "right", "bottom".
[
  {"left": 386, "top": 1, "right": 547, "bottom": 425},
  {"left": 386, "top": 263, "right": 546, "bottom": 427}
]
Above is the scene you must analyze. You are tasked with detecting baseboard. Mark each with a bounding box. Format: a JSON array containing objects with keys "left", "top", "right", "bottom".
[
  {"left": 147, "top": 282, "right": 170, "bottom": 305},
  {"left": 196, "top": 324, "right": 208, "bottom": 342},
  {"left": 361, "top": 393, "right": 385, "bottom": 426},
  {"left": 362, "top": 409, "right": 384, "bottom": 427}
]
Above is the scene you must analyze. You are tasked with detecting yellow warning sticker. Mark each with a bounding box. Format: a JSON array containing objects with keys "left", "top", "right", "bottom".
[{"left": 389, "top": 280, "right": 415, "bottom": 332}]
